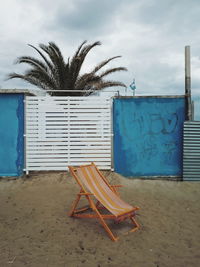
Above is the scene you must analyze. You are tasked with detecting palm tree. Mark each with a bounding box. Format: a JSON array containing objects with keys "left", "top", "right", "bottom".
[{"left": 7, "top": 41, "right": 127, "bottom": 96}]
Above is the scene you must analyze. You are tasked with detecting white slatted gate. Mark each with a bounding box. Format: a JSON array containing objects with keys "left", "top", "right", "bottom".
[{"left": 25, "top": 96, "right": 112, "bottom": 173}]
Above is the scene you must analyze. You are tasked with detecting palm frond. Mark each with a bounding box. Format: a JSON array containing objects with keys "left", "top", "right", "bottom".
[
  {"left": 24, "top": 69, "right": 57, "bottom": 90},
  {"left": 48, "top": 42, "right": 66, "bottom": 89},
  {"left": 69, "top": 41, "right": 101, "bottom": 89},
  {"left": 7, "top": 72, "right": 47, "bottom": 89},
  {"left": 39, "top": 43, "right": 66, "bottom": 89},
  {"left": 15, "top": 56, "right": 49, "bottom": 74},
  {"left": 28, "top": 44, "right": 54, "bottom": 72},
  {"left": 75, "top": 73, "right": 101, "bottom": 90},
  {"left": 99, "top": 67, "right": 127, "bottom": 78},
  {"left": 72, "top": 40, "right": 87, "bottom": 60},
  {"left": 91, "top": 56, "right": 121, "bottom": 74},
  {"left": 14, "top": 55, "right": 58, "bottom": 89},
  {"left": 93, "top": 80, "right": 127, "bottom": 90}
]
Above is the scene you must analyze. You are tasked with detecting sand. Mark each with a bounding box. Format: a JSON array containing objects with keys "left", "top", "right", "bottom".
[{"left": 0, "top": 171, "right": 200, "bottom": 267}]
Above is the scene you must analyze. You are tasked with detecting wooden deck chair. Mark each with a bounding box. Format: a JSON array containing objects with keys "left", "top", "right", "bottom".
[{"left": 68, "top": 162, "right": 140, "bottom": 241}]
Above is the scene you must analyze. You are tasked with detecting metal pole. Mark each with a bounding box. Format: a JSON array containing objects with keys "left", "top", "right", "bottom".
[{"left": 185, "top": 46, "right": 192, "bottom": 120}]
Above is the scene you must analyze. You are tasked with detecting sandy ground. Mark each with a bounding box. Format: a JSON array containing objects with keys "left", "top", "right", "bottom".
[{"left": 0, "top": 171, "right": 200, "bottom": 267}]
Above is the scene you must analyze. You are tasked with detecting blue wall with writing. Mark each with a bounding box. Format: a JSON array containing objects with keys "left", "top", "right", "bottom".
[
  {"left": 0, "top": 94, "right": 24, "bottom": 176},
  {"left": 113, "top": 97, "right": 186, "bottom": 177}
]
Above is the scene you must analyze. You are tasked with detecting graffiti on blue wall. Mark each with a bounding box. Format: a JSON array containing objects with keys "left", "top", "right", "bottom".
[
  {"left": 0, "top": 94, "right": 24, "bottom": 176},
  {"left": 113, "top": 97, "right": 186, "bottom": 177}
]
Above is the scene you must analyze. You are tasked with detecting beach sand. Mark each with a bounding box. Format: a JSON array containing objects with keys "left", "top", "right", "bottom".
[{"left": 0, "top": 171, "right": 200, "bottom": 267}]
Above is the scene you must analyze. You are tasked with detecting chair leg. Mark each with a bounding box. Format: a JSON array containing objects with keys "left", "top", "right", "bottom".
[
  {"left": 94, "top": 206, "right": 118, "bottom": 242},
  {"left": 84, "top": 195, "right": 118, "bottom": 242},
  {"left": 68, "top": 194, "right": 81, "bottom": 217},
  {"left": 129, "top": 216, "right": 140, "bottom": 233}
]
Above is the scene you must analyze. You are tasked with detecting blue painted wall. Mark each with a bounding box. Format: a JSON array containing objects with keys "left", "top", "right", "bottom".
[
  {"left": 113, "top": 97, "right": 186, "bottom": 177},
  {"left": 0, "top": 94, "right": 24, "bottom": 176}
]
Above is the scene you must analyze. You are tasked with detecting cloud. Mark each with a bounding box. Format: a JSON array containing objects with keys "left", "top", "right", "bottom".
[
  {"left": 52, "top": 0, "right": 118, "bottom": 32},
  {"left": 1, "top": 0, "right": 200, "bottom": 118}
]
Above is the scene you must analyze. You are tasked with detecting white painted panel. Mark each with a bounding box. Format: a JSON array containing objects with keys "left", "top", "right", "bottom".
[{"left": 25, "top": 96, "right": 112, "bottom": 171}]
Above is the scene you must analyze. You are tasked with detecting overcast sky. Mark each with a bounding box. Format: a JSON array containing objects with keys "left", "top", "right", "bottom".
[{"left": 0, "top": 0, "right": 200, "bottom": 118}]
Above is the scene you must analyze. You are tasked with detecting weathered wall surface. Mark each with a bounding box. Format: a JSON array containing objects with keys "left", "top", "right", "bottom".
[
  {"left": 113, "top": 97, "right": 186, "bottom": 177},
  {"left": 0, "top": 94, "right": 24, "bottom": 176}
]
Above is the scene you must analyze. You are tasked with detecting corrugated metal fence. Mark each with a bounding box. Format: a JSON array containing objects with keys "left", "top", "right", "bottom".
[
  {"left": 183, "top": 121, "right": 200, "bottom": 181},
  {"left": 25, "top": 96, "right": 112, "bottom": 172}
]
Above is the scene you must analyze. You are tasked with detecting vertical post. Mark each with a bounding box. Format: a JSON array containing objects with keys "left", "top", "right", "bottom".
[
  {"left": 67, "top": 97, "right": 70, "bottom": 166},
  {"left": 110, "top": 97, "right": 114, "bottom": 171},
  {"left": 185, "top": 46, "right": 192, "bottom": 121},
  {"left": 23, "top": 96, "right": 29, "bottom": 175}
]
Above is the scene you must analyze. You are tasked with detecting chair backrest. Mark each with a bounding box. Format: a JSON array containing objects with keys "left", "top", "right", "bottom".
[{"left": 70, "top": 163, "right": 134, "bottom": 217}]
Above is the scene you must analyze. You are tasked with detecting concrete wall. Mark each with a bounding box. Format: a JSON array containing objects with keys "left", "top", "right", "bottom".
[
  {"left": 0, "top": 94, "right": 24, "bottom": 176},
  {"left": 113, "top": 97, "right": 186, "bottom": 177}
]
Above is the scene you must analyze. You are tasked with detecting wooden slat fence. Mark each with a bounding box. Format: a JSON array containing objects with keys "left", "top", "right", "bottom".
[{"left": 25, "top": 96, "right": 112, "bottom": 172}]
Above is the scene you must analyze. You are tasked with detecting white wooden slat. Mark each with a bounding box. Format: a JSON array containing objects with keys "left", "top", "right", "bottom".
[
  {"left": 26, "top": 145, "right": 111, "bottom": 153},
  {"left": 25, "top": 166, "right": 111, "bottom": 171},
  {"left": 51, "top": 98, "right": 109, "bottom": 101},
  {"left": 26, "top": 131, "right": 111, "bottom": 138},
  {"left": 26, "top": 105, "right": 110, "bottom": 109},
  {"left": 26, "top": 106, "right": 110, "bottom": 109},
  {"left": 26, "top": 96, "right": 109, "bottom": 100},
  {"left": 26, "top": 143, "right": 111, "bottom": 146},
  {"left": 27, "top": 152, "right": 111, "bottom": 156},
  {"left": 27, "top": 157, "right": 111, "bottom": 163},
  {"left": 26, "top": 109, "right": 110, "bottom": 113},
  {"left": 26, "top": 164, "right": 111, "bottom": 170},
  {"left": 26, "top": 104, "right": 110, "bottom": 108},
  {"left": 26, "top": 121, "right": 110, "bottom": 125},
  {"left": 26, "top": 152, "right": 111, "bottom": 157},
  {"left": 25, "top": 101, "right": 109, "bottom": 105},
  {"left": 27, "top": 136, "right": 111, "bottom": 139},
  {"left": 28, "top": 132, "right": 111, "bottom": 137},
  {"left": 26, "top": 144, "right": 111, "bottom": 148},
  {"left": 26, "top": 125, "right": 111, "bottom": 130},
  {"left": 25, "top": 96, "right": 112, "bottom": 171},
  {"left": 26, "top": 134, "right": 111, "bottom": 138},
  {"left": 26, "top": 114, "right": 110, "bottom": 118},
  {"left": 26, "top": 101, "right": 110, "bottom": 104},
  {"left": 28, "top": 163, "right": 109, "bottom": 168},
  {"left": 27, "top": 143, "right": 110, "bottom": 147},
  {"left": 27, "top": 130, "right": 111, "bottom": 134},
  {"left": 26, "top": 115, "right": 111, "bottom": 119},
  {"left": 26, "top": 101, "right": 110, "bottom": 105},
  {"left": 27, "top": 135, "right": 111, "bottom": 139},
  {"left": 27, "top": 161, "right": 111, "bottom": 166},
  {"left": 27, "top": 132, "right": 111, "bottom": 136},
  {"left": 26, "top": 112, "right": 109, "bottom": 115},
  {"left": 27, "top": 143, "right": 110, "bottom": 149},
  {"left": 27, "top": 128, "right": 111, "bottom": 132},
  {"left": 26, "top": 107, "right": 110, "bottom": 111},
  {"left": 27, "top": 153, "right": 110, "bottom": 158},
  {"left": 26, "top": 118, "right": 110, "bottom": 122}
]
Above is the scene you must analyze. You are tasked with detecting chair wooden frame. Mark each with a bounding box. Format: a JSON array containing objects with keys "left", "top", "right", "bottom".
[{"left": 68, "top": 163, "right": 140, "bottom": 242}]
